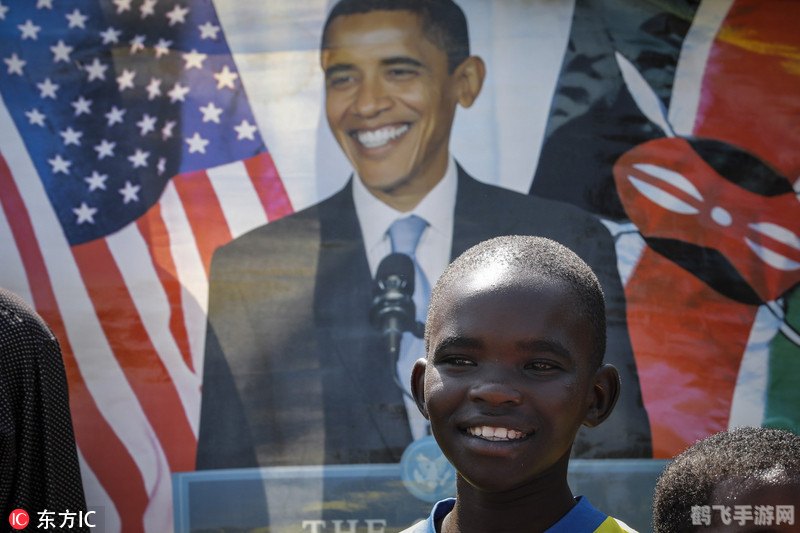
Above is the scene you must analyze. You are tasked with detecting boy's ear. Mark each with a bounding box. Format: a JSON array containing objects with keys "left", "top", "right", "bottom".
[
  {"left": 583, "top": 363, "right": 621, "bottom": 427},
  {"left": 454, "top": 55, "right": 485, "bottom": 109},
  {"left": 411, "top": 358, "right": 429, "bottom": 419}
]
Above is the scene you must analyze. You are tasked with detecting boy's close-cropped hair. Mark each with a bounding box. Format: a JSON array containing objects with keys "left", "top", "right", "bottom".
[
  {"left": 652, "top": 426, "right": 800, "bottom": 533},
  {"left": 425, "top": 234, "right": 608, "bottom": 368},
  {"left": 321, "top": 0, "right": 470, "bottom": 72}
]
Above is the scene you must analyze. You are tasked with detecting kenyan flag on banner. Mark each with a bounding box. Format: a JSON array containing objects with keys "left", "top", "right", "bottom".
[{"left": 531, "top": 0, "right": 800, "bottom": 457}]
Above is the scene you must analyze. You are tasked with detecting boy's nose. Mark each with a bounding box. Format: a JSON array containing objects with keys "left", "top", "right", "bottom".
[{"left": 468, "top": 381, "right": 523, "bottom": 406}]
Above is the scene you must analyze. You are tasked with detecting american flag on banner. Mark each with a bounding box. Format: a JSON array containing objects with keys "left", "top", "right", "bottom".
[{"left": 0, "top": 0, "right": 292, "bottom": 530}]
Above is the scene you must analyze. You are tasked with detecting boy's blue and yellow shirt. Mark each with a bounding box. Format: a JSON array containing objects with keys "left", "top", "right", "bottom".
[
  {"left": 545, "top": 496, "right": 637, "bottom": 532},
  {"left": 404, "top": 496, "right": 638, "bottom": 533}
]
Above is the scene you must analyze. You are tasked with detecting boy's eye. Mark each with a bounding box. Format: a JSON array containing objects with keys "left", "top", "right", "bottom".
[
  {"left": 441, "top": 356, "right": 474, "bottom": 367},
  {"left": 525, "top": 360, "right": 558, "bottom": 372}
]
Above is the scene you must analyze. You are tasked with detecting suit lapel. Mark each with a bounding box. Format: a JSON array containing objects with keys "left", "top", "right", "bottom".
[{"left": 451, "top": 165, "right": 517, "bottom": 259}]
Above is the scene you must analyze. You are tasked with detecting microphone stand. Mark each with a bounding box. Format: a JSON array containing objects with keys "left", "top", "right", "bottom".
[{"left": 369, "top": 253, "right": 424, "bottom": 400}]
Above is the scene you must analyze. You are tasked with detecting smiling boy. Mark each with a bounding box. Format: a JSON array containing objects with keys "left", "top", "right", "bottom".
[{"left": 407, "top": 235, "right": 636, "bottom": 532}]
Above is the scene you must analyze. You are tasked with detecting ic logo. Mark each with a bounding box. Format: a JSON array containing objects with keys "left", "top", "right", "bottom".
[{"left": 8, "top": 509, "right": 29, "bottom": 530}]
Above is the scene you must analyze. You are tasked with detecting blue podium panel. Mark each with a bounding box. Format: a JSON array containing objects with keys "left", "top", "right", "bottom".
[
  {"left": 175, "top": 460, "right": 668, "bottom": 532},
  {"left": 173, "top": 464, "right": 434, "bottom": 533}
]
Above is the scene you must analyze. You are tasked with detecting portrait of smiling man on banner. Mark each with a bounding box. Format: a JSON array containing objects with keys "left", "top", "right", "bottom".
[{"left": 196, "top": 0, "right": 651, "bottom": 471}]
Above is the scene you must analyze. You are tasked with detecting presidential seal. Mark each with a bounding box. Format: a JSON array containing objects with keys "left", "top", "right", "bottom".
[{"left": 400, "top": 435, "right": 456, "bottom": 503}]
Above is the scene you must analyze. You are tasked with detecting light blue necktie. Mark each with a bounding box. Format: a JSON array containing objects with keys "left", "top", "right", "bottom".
[
  {"left": 388, "top": 215, "right": 431, "bottom": 327},
  {"left": 388, "top": 215, "right": 431, "bottom": 440}
]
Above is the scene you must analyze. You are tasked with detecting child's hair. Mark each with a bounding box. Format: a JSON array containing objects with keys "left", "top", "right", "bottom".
[
  {"left": 652, "top": 426, "right": 800, "bottom": 533},
  {"left": 321, "top": 0, "right": 470, "bottom": 73},
  {"left": 425, "top": 235, "right": 607, "bottom": 367}
]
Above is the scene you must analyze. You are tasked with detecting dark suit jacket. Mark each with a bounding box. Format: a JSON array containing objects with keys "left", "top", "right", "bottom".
[{"left": 196, "top": 167, "right": 651, "bottom": 469}]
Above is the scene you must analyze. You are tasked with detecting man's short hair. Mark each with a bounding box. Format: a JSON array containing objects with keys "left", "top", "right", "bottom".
[
  {"left": 652, "top": 426, "right": 800, "bottom": 533},
  {"left": 426, "top": 235, "right": 607, "bottom": 367},
  {"left": 321, "top": 0, "right": 471, "bottom": 73}
]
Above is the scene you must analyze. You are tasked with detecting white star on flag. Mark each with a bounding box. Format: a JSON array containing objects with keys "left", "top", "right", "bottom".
[
  {"left": 128, "top": 149, "right": 150, "bottom": 168},
  {"left": 137, "top": 114, "right": 157, "bottom": 136},
  {"left": 100, "top": 27, "right": 121, "bottom": 45},
  {"left": 117, "top": 69, "right": 136, "bottom": 91},
  {"left": 71, "top": 96, "right": 93, "bottom": 116},
  {"left": 60, "top": 127, "right": 83, "bottom": 146},
  {"left": 130, "top": 35, "right": 146, "bottom": 54},
  {"left": 19, "top": 20, "right": 42, "bottom": 40},
  {"left": 119, "top": 180, "right": 141, "bottom": 203},
  {"left": 37, "top": 78, "right": 59, "bottom": 99},
  {"left": 198, "top": 21, "right": 221, "bottom": 40},
  {"left": 72, "top": 202, "right": 98, "bottom": 224},
  {"left": 66, "top": 9, "right": 88, "bottom": 29},
  {"left": 113, "top": 0, "right": 132, "bottom": 14},
  {"left": 5, "top": 54, "right": 26, "bottom": 75},
  {"left": 48, "top": 154, "right": 72, "bottom": 174},
  {"left": 146, "top": 78, "right": 162, "bottom": 100},
  {"left": 234, "top": 119, "right": 257, "bottom": 140},
  {"left": 26, "top": 108, "right": 46, "bottom": 126},
  {"left": 94, "top": 139, "right": 116, "bottom": 160},
  {"left": 200, "top": 102, "right": 223, "bottom": 123},
  {"left": 168, "top": 83, "right": 190, "bottom": 103},
  {"left": 154, "top": 39, "right": 173, "bottom": 58},
  {"left": 185, "top": 132, "right": 209, "bottom": 154},
  {"left": 166, "top": 5, "right": 189, "bottom": 26},
  {"left": 84, "top": 171, "right": 108, "bottom": 191},
  {"left": 85, "top": 58, "right": 109, "bottom": 82},
  {"left": 105, "top": 106, "right": 126, "bottom": 126},
  {"left": 183, "top": 50, "right": 207, "bottom": 70},
  {"left": 161, "top": 120, "right": 176, "bottom": 140},
  {"left": 51, "top": 40, "right": 73, "bottom": 62},
  {"left": 214, "top": 65, "right": 239, "bottom": 90},
  {"left": 37, "top": 0, "right": 53, "bottom": 9},
  {"left": 140, "top": 0, "right": 156, "bottom": 18}
]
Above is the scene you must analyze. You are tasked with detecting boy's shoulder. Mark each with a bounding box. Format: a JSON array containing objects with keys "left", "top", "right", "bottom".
[
  {"left": 546, "top": 497, "right": 638, "bottom": 533},
  {"left": 401, "top": 497, "right": 638, "bottom": 533},
  {"left": 399, "top": 499, "right": 455, "bottom": 533}
]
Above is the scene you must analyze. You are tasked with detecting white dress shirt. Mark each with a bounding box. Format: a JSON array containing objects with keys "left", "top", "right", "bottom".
[{"left": 353, "top": 158, "right": 457, "bottom": 440}]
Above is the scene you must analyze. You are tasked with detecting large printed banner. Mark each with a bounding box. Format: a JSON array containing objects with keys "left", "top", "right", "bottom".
[{"left": 0, "top": 0, "right": 797, "bottom": 531}]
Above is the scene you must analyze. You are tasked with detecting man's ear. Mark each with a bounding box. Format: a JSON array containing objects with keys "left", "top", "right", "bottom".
[
  {"left": 411, "top": 358, "right": 429, "bottom": 419},
  {"left": 583, "top": 363, "right": 621, "bottom": 427},
  {"left": 454, "top": 55, "right": 485, "bottom": 109}
]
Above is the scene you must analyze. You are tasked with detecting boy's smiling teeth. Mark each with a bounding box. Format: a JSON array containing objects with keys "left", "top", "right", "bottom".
[
  {"left": 467, "top": 426, "right": 526, "bottom": 441},
  {"left": 354, "top": 124, "right": 409, "bottom": 148}
]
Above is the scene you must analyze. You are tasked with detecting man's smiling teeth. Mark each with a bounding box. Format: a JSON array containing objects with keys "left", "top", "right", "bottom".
[
  {"left": 355, "top": 124, "right": 409, "bottom": 148},
  {"left": 467, "top": 426, "right": 526, "bottom": 441}
]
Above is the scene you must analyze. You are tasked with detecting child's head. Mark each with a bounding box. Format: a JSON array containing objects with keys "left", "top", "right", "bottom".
[
  {"left": 652, "top": 426, "right": 800, "bottom": 533},
  {"left": 411, "top": 235, "right": 620, "bottom": 493}
]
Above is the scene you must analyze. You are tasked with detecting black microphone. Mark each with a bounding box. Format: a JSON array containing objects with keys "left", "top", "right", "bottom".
[{"left": 370, "top": 253, "right": 416, "bottom": 357}]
